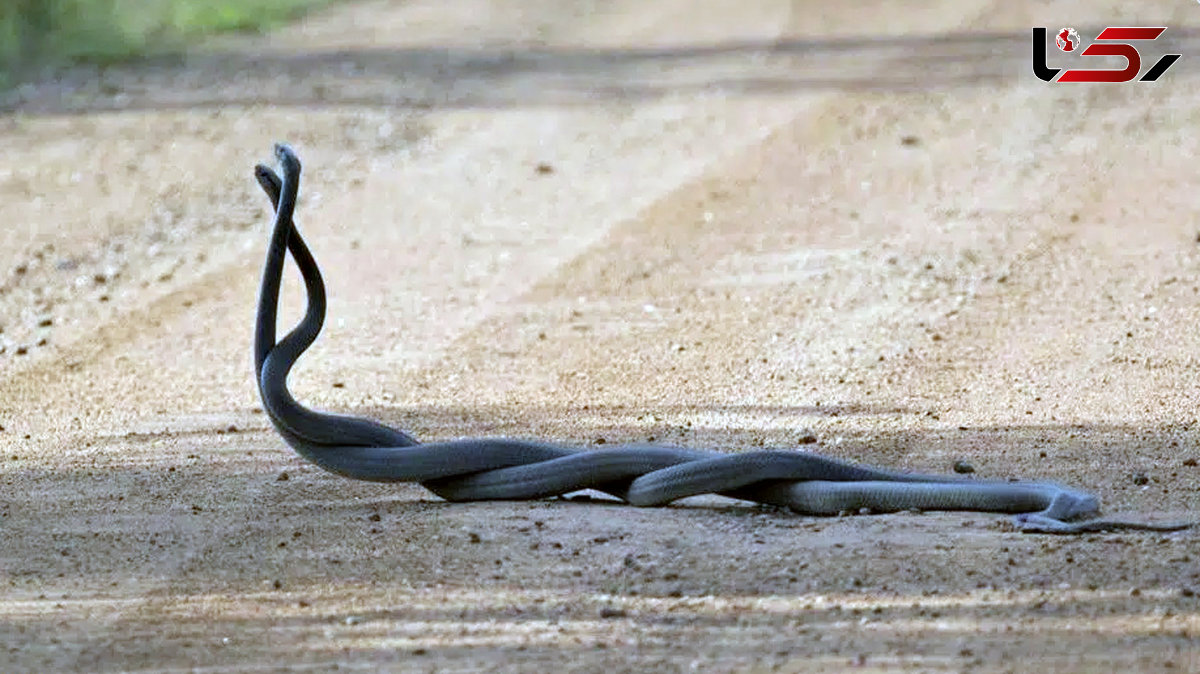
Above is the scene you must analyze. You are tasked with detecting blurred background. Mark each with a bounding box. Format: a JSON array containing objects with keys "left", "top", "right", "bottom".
[{"left": 0, "top": 0, "right": 333, "bottom": 86}]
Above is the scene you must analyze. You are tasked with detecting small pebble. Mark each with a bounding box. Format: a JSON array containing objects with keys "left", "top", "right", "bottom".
[
  {"left": 953, "top": 460, "right": 975, "bottom": 474},
  {"left": 1132, "top": 472, "right": 1150, "bottom": 486}
]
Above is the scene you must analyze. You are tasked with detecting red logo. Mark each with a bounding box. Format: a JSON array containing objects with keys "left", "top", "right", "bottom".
[
  {"left": 1056, "top": 27, "right": 1081, "bottom": 52},
  {"left": 1033, "top": 26, "right": 1181, "bottom": 83}
]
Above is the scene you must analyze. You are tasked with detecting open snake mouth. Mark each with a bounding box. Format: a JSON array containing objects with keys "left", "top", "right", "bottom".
[{"left": 252, "top": 143, "right": 1192, "bottom": 535}]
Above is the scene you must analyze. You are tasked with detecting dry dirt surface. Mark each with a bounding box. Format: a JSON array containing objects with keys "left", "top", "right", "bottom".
[{"left": 2, "top": 0, "right": 1200, "bottom": 671}]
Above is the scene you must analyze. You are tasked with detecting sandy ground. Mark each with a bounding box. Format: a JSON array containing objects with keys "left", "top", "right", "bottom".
[{"left": 2, "top": 0, "right": 1200, "bottom": 671}]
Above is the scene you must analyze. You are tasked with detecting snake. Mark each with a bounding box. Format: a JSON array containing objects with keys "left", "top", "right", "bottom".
[{"left": 252, "top": 143, "right": 1193, "bottom": 534}]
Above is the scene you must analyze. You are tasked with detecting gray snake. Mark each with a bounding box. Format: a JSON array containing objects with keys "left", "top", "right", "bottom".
[{"left": 253, "top": 143, "right": 1192, "bottom": 534}]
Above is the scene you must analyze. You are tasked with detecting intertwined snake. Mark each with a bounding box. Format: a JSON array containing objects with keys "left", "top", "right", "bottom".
[{"left": 253, "top": 143, "right": 1192, "bottom": 534}]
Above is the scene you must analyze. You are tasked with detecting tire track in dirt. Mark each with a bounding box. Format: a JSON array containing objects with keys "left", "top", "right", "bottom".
[
  {"left": 3, "top": 1, "right": 1200, "bottom": 672},
  {"left": 1, "top": 2, "right": 927, "bottom": 670}
]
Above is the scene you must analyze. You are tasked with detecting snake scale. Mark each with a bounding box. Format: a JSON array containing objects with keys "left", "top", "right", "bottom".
[{"left": 253, "top": 143, "right": 1192, "bottom": 534}]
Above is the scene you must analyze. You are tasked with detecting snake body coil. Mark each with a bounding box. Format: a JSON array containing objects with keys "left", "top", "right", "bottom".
[{"left": 253, "top": 144, "right": 1192, "bottom": 534}]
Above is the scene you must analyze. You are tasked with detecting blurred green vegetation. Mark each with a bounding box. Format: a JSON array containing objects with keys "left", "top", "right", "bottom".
[{"left": 0, "top": 0, "right": 336, "bottom": 87}]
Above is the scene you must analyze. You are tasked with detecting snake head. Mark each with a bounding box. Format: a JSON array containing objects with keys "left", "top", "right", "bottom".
[
  {"left": 274, "top": 143, "right": 302, "bottom": 181},
  {"left": 254, "top": 164, "right": 282, "bottom": 201}
]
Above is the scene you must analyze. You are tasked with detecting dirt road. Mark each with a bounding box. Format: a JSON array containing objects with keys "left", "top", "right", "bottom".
[{"left": 2, "top": 1, "right": 1199, "bottom": 671}]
